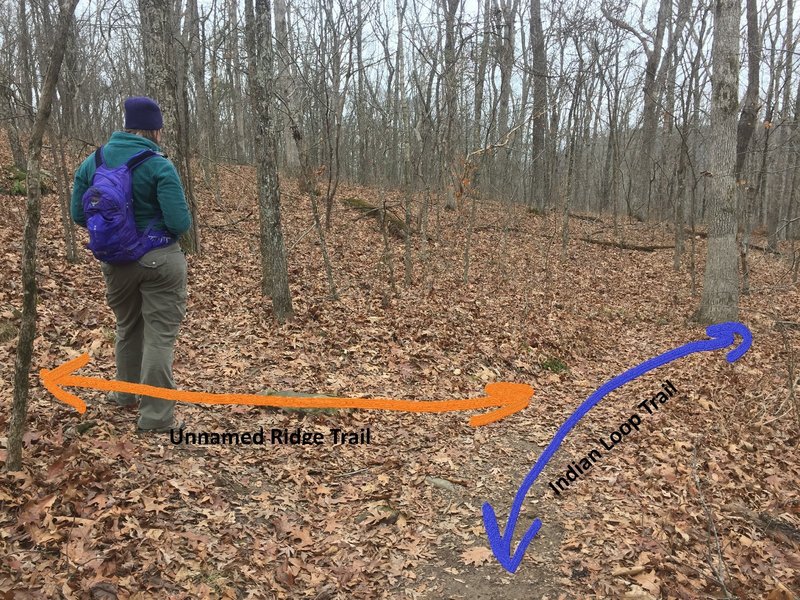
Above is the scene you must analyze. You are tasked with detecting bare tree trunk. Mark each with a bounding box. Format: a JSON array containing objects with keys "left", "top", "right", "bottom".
[
  {"left": 602, "top": 1, "right": 668, "bottom": 220},
  {"left": 320, "top": 1, "right": 351, "bottom": 230},
  {"left": 491, "top": 0, "right": 518, "bottom": 196},
  {"left": 561, "top": 48, "right": 583, "bottom": 258},
  {"left": 0, "top": 82, "right": 26, "bottom": 171},
  {"left": 529, "top": 0, "right": 548, "bottom": 210},
  {"left": 735, "top": 0, "right": 761, "bottom": 293},
  {"left": 600, "top": 98, "right": 616, "bottom": 213},
  {"left": 175, "top": 47, "right": 201, "bottom": 254},
  {"left": 762, "top": 14, "right": 781, "bottom": 251},
  {"left": 279, "top": 25, "right": 339, "bottom": 302},
  {"left": 291, "top": 122, "right": 339, "bottom": 300},
  {"left": 674, "top": 9, "right": 708, "bottom": 270},
  {"left": 697, "top": 0, "right": 740, "bottom": 323},
  {"left": 640, "top": 0, "right": 668, "bottom": 220},
  {"left": 462, "top": 194, "right": 478, "bottom": 283},
  {"left": 673, "top": 122, "right": 688, "bottom": 270},
  {"left": 16, "top": 0, "right": 35, "bottom": 123},
  {"left": 354, "top": 0, "right": 367, "bottom": 184},
  {"left": 546, "top": 30, "right": 568, "bottom": 214},
  {"left": 399, "top": 19, "right": 413, "bottom": 288},
  {"left": 188, "top": 0, "right": 212, "bottom": 167},
  {"left": 785, "top": 75, "right": 800, "bottom": 242},
  {"left": 227, "top": 0, "right": 247, "bottom": 162},
  {"left": 380, "top": 193, "right": 398, "bottom": 304},
  {"left": 472, "top": 0, "right": 490, "bottom": 154},
  {"left": 494, "top": 0, "right": 517, "bottom": 140},
  {"left": 782, "top": 0, "right": 795, "bottom": 132},
  {"left": 8, "top": 0, "right": 80, "bottom": 472},
  {"left": 50, "top": 124, "right": 78, "bottom": 263},
  {"left": 57, "top": 12, "right": 78, "bottom": 136},
  {"left": 274, "top": 0, "right": 300, "bottom": 174},
  {"left": 441, "top": 0, "right": 459, "bottom": 211},
  {"left": 656, "top": 0, "right": 691, "bottom": 221},
  {"left": 245, "top": 0, "right": 294, "bottom": 321},
  {"left": 734, "top": 0, "right": 761, "bottom": 182},
  {"left": 782, "top": 0, "right": 799, "bottom": 241},
  {"left": 206, "top": 2, "right": 225, "bottom": 208}
]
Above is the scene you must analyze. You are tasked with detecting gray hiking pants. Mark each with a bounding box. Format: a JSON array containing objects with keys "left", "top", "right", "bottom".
[{"left": 100, "top": 242, "right": 187, "bottom": 429}]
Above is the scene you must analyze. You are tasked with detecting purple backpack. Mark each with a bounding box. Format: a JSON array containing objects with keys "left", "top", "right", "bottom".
[{"left": 82, "top": 147, "right": 173, "bottom": 263}]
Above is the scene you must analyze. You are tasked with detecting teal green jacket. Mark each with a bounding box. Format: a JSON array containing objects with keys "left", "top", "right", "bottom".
[{"left": 71, "top": 131, "right": 191, "bottom": 237}]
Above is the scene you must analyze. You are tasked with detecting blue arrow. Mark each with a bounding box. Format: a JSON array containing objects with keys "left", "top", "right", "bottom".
[{"left": 484, "top": 321, "right": 753, "bottom": 573}]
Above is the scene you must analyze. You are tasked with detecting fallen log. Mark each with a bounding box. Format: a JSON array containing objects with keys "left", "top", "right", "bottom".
[
  {"left": 722, "top": 503, "right": 800, "bottom": 543},
  {"left": 474, "top": 224, "right": 523, "bottom": 233},
  {"left": 342, "top": 196, "right": 409, "bottom": 239},
  {"left": 579, "top": 237, "right": 674, "bottom": 252},
  {"left": 569, "top": 212, "right": 603, "bottom": 223}
]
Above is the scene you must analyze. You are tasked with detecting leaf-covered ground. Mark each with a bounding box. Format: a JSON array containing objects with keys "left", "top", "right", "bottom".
[{"left": 1, "top": 143, "right": 799, "bottom": 599}]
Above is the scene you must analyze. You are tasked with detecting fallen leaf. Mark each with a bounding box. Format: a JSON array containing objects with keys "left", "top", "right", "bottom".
[{"left": 461, "top": 546, "right": 493, "bottom": 566}]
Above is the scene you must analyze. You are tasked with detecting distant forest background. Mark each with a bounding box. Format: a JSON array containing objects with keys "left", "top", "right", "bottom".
[{"left": 3, "top": 0, "right": 799, "bottom": 240}]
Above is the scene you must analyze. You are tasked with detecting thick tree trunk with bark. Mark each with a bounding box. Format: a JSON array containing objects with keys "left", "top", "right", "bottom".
[
  {"left": 139, "top": 0, "right": 177, "bottom": 146},
  {"left": 245, "top": 0, "right": 294, "bottom": 322},
  {"left": 8, "top": 0, "right": 80, "bottom": 472},
  {"left": 697, "top": 0, "right": 740, "bottom": 323}
]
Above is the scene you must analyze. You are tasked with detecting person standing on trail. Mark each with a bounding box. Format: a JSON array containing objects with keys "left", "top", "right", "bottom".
[{"left": 71, "top": 96, "right": 190, "bottom": 433}]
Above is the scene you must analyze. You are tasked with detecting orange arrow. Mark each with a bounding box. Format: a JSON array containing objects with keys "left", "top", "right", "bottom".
[{"left": 41, "top": 354, "right": 533, "bottom": 427}]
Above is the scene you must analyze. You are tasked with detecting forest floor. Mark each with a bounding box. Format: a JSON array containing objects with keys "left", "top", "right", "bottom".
[{"left": 1, "top": 142, "right": 799, "bottom": 599}]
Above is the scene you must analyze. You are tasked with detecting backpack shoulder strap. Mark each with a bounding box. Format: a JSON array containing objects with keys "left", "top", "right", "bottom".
[
  {"left": 93, "top": 146, "right": 104, "bottom": 168},
  {"left": 125, "top": 149, "right": 162, "bottom": 171}
]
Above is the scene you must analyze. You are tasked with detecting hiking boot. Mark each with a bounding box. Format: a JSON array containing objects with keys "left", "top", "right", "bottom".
[
  {"left": 108, "top": 391, "right": 137, "bottom": 410},
  {"left": 136, "top": 420, "right": 185, "bottom": 435}
]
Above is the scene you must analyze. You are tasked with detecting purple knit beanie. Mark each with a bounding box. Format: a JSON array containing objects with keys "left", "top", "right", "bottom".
[{"left": 124, "top": 96, "right": 163, "bottom": 130}]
